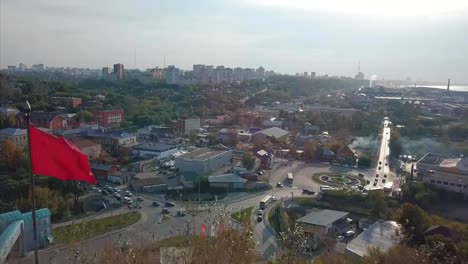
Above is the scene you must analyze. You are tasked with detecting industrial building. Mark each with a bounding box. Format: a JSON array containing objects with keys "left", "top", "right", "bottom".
[
  {"left": 208, "top": 173, "right": 247, "bottom": 190},
  {"left": 132, "top": 143, "right": 178, "bottom": 159},
  {"left": 297, "top": 209, "right": 350, "bottom": 237},
  {"left": 417, "top": 153, "right": 468, "bottom": 199},
  {"left": 175, "top": 145, "right": 233, "bottom": 176}
]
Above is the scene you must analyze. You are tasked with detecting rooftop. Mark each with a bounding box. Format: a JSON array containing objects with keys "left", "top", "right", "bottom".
[
  {"left": 297, "top": 209, "right": 349, "bottom": 227},
  {"left": 254, "top": 127, "right": 289, "bottom": 139},
  {"left": 133, "top": 143, "right": 177, "bottom": 152},
  {"left": 71, "top": 138, "right": 99, "bottom": 149},
  {"left": 0, "top": 128, "right": 26, "bottom": 137},
  {"left": 346, "top": 221, "right": 402, "bottom": 258},
  {"left": 417, "top": 152, "right": 449, "bottom": 165},
  {"left": 177, "top": 147, "right": 231, "bottom": 161},
  {"left": 208, "top": 174, "right": 247, "bottom": 183}
]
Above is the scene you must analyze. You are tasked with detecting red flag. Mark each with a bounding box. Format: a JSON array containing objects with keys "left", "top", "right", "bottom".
[
  {"left": 220, "top": 223, "right": 225, "bottom": 234},
  {"left": 29, "top": 124, "right": 96, "bottom": 184},
  {"left": 201, "top": 224, "right": 205, "bottom": 239}
]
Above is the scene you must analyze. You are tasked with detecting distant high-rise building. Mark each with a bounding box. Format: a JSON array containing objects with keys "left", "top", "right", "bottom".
[
  {"left": 7, "top": 66, "right": 17, "bottom": 71},
  {"left": 355, "top": 72, "right": 365, "bottom": 80},
  {"left": 304, "top": 72, "right": 308, "bottom": 77},
  {"left": 102, "top": 67, "right": 110, "bottom": 78},
  {"left": 113, "top": 63, "right": 125, "bottom": 80},
  {"left": 214, "top": 66, "right": 225, "bottom": 83},
  {"left": 311, "top": 72, "right": 316, "bottom": 78},
  {"left": 18, "top": 63, "right": 27, "bottom": 71},
  {"left": 256, "top": 66, "right": 265, "bottom": 79},
  {"left": 32, "top": 64, "right": 44, "bottom": 71},
  {"left": 164, "top": 65, "right": 179, "bottom": 84},
  {"left": 233, "top": 67, "right": 244, "bottom": 81}
]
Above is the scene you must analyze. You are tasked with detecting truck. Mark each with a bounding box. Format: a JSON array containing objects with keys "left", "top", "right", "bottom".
[
  {"left": 384, "top": 182, "right": 394, "bottom": 193},
  {"left": 287, "top": 173, "right": 294, "bottom": 183}
]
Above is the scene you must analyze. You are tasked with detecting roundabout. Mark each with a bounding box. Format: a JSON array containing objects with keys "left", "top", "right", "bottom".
[{"left": 312, "top": 173, "right": 365, "bottom": 188}]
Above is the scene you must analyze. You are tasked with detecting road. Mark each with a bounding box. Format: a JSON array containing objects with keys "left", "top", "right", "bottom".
[
  {"left": 16, "top": 187, "right": 301, "bottom": 263},
  {"left": 371, "top": 118, "right": 396, "bottom": 191}
]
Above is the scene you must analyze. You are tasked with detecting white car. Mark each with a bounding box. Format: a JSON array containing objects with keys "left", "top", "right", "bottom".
[
  {"left": 272, "top": 196, "right": 278, "bottom": 201},
  {"left": 344, "top": 230, "right": 355, "bottom": 238},
  {"left": 336, "top": 235, "right": 345, "bottom": 241},
  {"left": 124, "top": 191, "right": 133, "bottom": 197}
]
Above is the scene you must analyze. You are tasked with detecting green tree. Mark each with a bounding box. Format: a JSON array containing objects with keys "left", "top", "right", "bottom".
[
  {"left": 358, "top": 155, "right": 372, "bottom": 167},
  {"left": 389, "top": 131, "right": 403, "bottom": 158},
  {"left": 397, "top": 203, "right": 430, "bottom": 245},
  {"left": 242, "top": 153, "right": 256, "bottom": 170},
  {"left": 75, "top": 110, "right": 93, "bottom": 123},
  {"left": 367, "top": 191, "right": 389, "bottom": 218},
  {"left": 303, "top": 140, "right": 320, "bottom": 160}
]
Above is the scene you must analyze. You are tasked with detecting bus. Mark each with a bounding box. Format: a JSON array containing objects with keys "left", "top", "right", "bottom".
[
  {"left": 287, "top": 173, "right": 294, "bottom": 183},
  {"left": 259, "top": 195, "right": 273, "bottom": 210}
]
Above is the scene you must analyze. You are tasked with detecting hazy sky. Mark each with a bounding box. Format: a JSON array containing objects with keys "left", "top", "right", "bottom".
[{"left": 1, "top": 0, "right": 468, "bottom": 83}]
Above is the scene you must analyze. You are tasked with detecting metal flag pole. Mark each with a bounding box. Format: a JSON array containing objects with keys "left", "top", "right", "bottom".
[{"left": 25, "top": 100, "right": 39, "bottom": 264}]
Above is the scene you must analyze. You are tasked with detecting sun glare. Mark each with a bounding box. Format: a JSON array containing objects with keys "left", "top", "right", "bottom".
[{"left": 249, "top": 0, "right": 468, "bottom": 18}]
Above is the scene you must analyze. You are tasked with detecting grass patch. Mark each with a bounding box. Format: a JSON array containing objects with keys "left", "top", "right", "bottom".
[
  {"left": 230, "top": 206, "right": 253, "bottom": 224},
  {"left": 53, "top": 211, "right": 141, "bottom": 244},
  {"left": 160, "top": 215, "right": 173, "bottom": 223}
]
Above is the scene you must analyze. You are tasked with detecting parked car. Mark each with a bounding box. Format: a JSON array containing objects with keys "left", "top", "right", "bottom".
[
  {"left": 358, "top": 173, "right": 364, "bottom": 177},
  {"left": 366, "top": 180, "right": 370, "bottom": 184},
  {"left": 382, "top": 179, "right": 386, "bottom": 183},
  {"left": 152, "top": 201, "right": 160, "bottom": 206},
  {"left": 344, "top": 230, "right": 355, "bottom": 238},
  {"left": 161, "top": 208, "right": 171, "bottom": 214},
  {"left": 384, "top": 174, "right": 387, "bottom": 178},
  {"left": 378, "top": 166, "right": 381, "bottom": 170},
  {"left": 373, "top": 182, "right": 377, "bottom": 186},
  {"left": 336, "top": 235, "right": 345, "bottom": 241},
  {"left": 276, "top": 182, "right": 284, "bottom": 188},
  {"left": 303, "top": 188, "right": 315, "bottom": 195},
  {"left": 124, "top": 191, "right": 133, "bottom": 197},
  {"left": 379, "top": 161, "right": 382, "bottom": 165},
  {"left": 376, "top": 174, "right": 379, "bottom": 178},
  {"left": 272, "top": 196, "right": 278, "bottom": 201},
  {"left": 137, "top": 196, "right": 144, "bottom": 201},
  {"left": 165, "top": 201, "right": 176, "bottom": 207}
]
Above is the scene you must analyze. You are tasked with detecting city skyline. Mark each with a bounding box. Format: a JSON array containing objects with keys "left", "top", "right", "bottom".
[{"left": 1, "top": 0, "right": 468, "bottom": 83}]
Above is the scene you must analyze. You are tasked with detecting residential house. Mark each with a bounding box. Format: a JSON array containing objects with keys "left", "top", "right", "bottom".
[
  {"left": 304, "top": 122, "right": 320, "bottom": 135},
  {"left": 90, "top": 163, "right": 121, "bottom": 182},
  {"left": 0, "top": 128, "right": 27, "bottom": 148},
  {"left": 336, "top": 146, "right": 357, "bottom": 165},
  {"left": 0, "top": 107, "right": 19, "bottom": 125},
  {"left": 71, "top": 138, "right": 102, "bottom": 160},
  {"left": 256, "top": 149, "right": 273, "bottom": 169},
  {"left": 262, "top": 119, "right": 283, "bottom": 128},
  {"left": 79, "top": 129, "right": 137, "bottom": 156},
  {"left": 17, "top": 111, "right": 67, "bottom": 130}
]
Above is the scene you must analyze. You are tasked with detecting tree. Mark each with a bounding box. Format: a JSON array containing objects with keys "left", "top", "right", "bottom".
[
  {"left": 242, "top": 153, "right": 256, "bottom": 170},
  {"left": 75, "top": 110, "right": 93, "bottom": 123},
  {"left": 303, "top": 140, "right": 320, "bottom": 161},
  {"left": 367, "top": 191, "right": 389, "bottom": 218},
  {"left": 389, "top": 131, "right": 403, "bottom": 158},
  {"left": 358, "top": 155, "right": 372, "bottom": 167},
  {"left": 0, "top": 140, "right": 23, "bottom": 171},
  {"left": 397, "top": 203, "right": 430, "bottom": 245}
]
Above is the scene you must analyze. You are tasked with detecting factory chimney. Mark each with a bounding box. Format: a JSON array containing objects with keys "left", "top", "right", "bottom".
[{"left": 447, "top": 78, "right": 450, "bottom": 92}]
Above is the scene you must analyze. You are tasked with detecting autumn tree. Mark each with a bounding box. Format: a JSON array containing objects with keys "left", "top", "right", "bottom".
[
  {"left": 304, "top": 140, "right": 320, "bottom": 161},
  {"left": 0, "top": 140, "right": 23, "bottom": 171}
]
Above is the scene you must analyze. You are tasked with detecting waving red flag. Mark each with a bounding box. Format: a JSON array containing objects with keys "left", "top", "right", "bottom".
[{"left": 29, "top": 124, "right": 96, "bottom": 184}]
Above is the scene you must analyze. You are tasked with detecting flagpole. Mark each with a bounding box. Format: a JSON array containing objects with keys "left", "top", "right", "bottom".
[{"left": 25, "top": 100, "right": 39, "bottom": 264}]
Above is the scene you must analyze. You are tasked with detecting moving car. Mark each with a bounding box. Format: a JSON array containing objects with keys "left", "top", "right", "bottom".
[
  {"left": 276, "top": 182, "right": 284, "bottom": 188},
  {"left": 165, "top": 201, "right": 176, "bottom": 207},
  {"left": 272, "top": 196, "right": 278, "bottom": 201},
  {"left": 358, "top": 173, "right": 364, "bottom": 177},
  {"left": 137, "top": 196, "right": 144, "bottom": 201},
  {"left": 258, "top": 209, "right": 263, "bottom": 216},
  {"left": 152, "top": 201, "right": 160, "bottom": 206},
  {"left": 161, "top": 208, "right": 171, "bottom": 214},
  {"left": 257, "top": 215, "right": 263, "bottom": 222},
  {"left": 303, "top": 188, "right": 315, "bottom": 195},
  {"left": 177, "top": 210, "right": 186, "bottom": 216}
]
